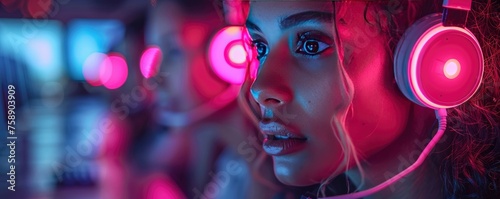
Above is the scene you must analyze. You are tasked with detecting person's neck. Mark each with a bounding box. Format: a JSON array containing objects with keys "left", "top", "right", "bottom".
[{"left": 344, "top": 106, "right": 443, "bottom": 199}]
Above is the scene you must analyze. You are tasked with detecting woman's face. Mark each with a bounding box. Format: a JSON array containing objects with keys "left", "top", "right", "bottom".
[
  {"left": 148, "top": 2, "right": 227, "bottom": 116},
  {"left": 247, "top": 1, "right": 412, "bottom": 186}
]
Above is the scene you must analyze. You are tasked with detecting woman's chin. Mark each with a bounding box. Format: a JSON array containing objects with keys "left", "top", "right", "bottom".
[{"left": 274, "top": 168, "right": 320, "bottom": 187}]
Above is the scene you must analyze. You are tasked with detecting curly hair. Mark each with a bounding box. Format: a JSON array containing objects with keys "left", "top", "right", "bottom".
[{"left": 441, "top": 0, "right": 500, "bottom": 197}]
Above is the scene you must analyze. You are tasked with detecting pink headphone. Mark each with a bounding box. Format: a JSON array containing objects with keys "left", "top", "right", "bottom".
[{"left": 207, "top": 25, "right": 256, "bottom": 85}]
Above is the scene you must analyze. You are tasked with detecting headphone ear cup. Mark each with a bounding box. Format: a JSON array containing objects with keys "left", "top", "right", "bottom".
[
  {"left": 394, "top": 14, "right": 484, "bottom": 109},
  {"left": 208, "top": 26, "right": 251, "bottom": 85},
  {"left": 394, "top": 14, "right": 441, "bottom": 107}
]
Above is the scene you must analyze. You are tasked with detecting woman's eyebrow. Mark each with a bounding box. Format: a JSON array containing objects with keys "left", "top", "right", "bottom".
[
  {"left": 245, "top": 11, "right": 333, "bottom": 33},
  {"left": 246, "top": 20, "right": 262, "bottom": 32},
  {"left": 280, "top": 11, "right": 333, "bottom": 30}
]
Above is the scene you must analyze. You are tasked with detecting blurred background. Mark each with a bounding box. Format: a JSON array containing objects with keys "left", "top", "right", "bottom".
[
  {"left": 0, "top": 0, "right": 259, "bottom": 199},
  {"left": 0, "top": 0, "right": 153, "bottom": 198}
]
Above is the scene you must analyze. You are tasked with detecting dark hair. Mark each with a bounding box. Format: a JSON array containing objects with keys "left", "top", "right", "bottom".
[{"left": 375, "top": 0, "right": 500, "bottom": 198}]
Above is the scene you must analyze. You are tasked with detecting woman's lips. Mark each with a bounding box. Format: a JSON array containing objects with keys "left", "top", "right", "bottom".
[{"left": 259, "top": 122, "right": 307, "bottom": 156}]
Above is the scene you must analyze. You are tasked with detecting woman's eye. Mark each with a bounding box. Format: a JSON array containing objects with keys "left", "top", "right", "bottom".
[
  {"left": 295, "top": 32, "right": 332, "bottom": 56},
  {"left": 252, "top": 40, "right": 269, "bottom": 60}
]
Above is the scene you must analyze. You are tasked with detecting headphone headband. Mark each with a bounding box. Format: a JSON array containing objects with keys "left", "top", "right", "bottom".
[
  {"left": 442, "top": 0, "right": 472, "bottom": 27},
  {"left": 443, "top": 0, "right": 472, "bottom": 10}
]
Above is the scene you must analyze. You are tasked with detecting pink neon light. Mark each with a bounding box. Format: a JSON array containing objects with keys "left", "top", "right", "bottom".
[
  {"left": 140, "top": 46, "right": 163, "bottom": 78},
  {"left": 444, "top": 59, "right": 460, "bottom": 79},
  {"left": 209, "top": 26, "right": 248, "bottom": 84},
  {"left": 145, "top": 176, "right": 185, "bottom": 199},
  {"left": 100, "top": 53, "right": 128, "bottom": 89},
  {"left": 410, "top": 25, "right": 482, "bottom": 109},
  {"left": 228, "top": 43, "right": 247, "bottom": 65},
  {"left": 83, "top": 53, "right": 107, "bottom": 86}
]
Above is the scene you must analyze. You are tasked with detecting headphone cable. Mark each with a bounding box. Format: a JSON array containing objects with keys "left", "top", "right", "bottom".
[{"left": 321, "top": 108, "right": 448, "bottom": 199}]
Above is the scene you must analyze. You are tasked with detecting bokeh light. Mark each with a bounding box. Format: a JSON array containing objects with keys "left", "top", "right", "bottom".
[
  {"left": 140, "top": 46, "right": 163, "bottom": 79},
  {"left": 99, "top": 53, "right": 128, "bottom": 89},
  {"left": 208, "top": 26, "right": 250, "bottom": 84},
  {"left": 67, "top": 20, "right": 124, "bottom": 81},
  {"left": 144, "top": 176, "right": 185, "bottom": 199},
  {"left": 83, "top": 53, "right": 107, "bottom": 86}
]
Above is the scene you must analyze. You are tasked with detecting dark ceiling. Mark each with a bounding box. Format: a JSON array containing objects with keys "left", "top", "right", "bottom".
[{"left": 0, "top": 0, "right": 150, "bottom": 24}]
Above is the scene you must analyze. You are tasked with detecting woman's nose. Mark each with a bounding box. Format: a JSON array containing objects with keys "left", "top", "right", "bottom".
[
  {"left": 250, "top": 83, "right": 291, "bottom": 108},
  {"left": 250, "top": 43, "right": 293, "bottom": 108}
]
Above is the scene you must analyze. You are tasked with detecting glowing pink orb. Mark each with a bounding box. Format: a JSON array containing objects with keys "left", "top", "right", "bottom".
[
  {"left": 228, "top": 43, "right": 247, "bottom": 65},
  {"left": 83, "top": 53, "right": 107, "bottom": 86},
  {"left": 443, "top": 59, "right": 460, "bottom": 79},
  {"left": 140, "top": 46, "right": 163, "bottom": 78},
  {"left": 209, "top": 26, "right": 250, "bottom": 84},
  {"left": 100, "top": 53, "right": 128, "bottom": 89}
]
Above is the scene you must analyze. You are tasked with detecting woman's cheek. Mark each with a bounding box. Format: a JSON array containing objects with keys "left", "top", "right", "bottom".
[{"left": 344, "top": 70, "right": 411, "bottom": 157}]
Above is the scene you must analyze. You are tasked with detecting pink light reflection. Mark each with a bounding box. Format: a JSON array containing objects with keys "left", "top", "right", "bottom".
[
  {"left": 208, "top": 26, "right": 248, "bottom": 84},
  {"left": 444, "top": 59, "right": 460, "bottom": 79},
  {"left": 100, "top": 53, "right": 128, "bottom": 89},
  {"left": 140, "top": 46, "right": 163, "bottom": 78},
  {"left": 228, "top": 43, "right": 247, "bottom": 65}
]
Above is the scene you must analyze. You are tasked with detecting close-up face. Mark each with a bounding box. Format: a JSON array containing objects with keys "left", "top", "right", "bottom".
[
  {"left": 147, "top": 2, "right": 228, "bottom": 119},
  {"left": 247, "top": 0, "right": 413, "bottom": 186}
]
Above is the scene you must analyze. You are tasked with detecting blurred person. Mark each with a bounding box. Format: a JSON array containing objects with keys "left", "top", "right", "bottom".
[{"left": 126, "top": 0, "right": 300, "bottom": 198}]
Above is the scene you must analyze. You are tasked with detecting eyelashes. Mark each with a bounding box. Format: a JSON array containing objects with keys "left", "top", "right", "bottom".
[
  {"left": 251, "top": 39, "right": 269, "bottom": 60},
  {"left": 250, "top": 30, "right": 334, "bottom": 62},
  {"left": 295, "top": 31, "right": 332, "bottom": 57}
]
